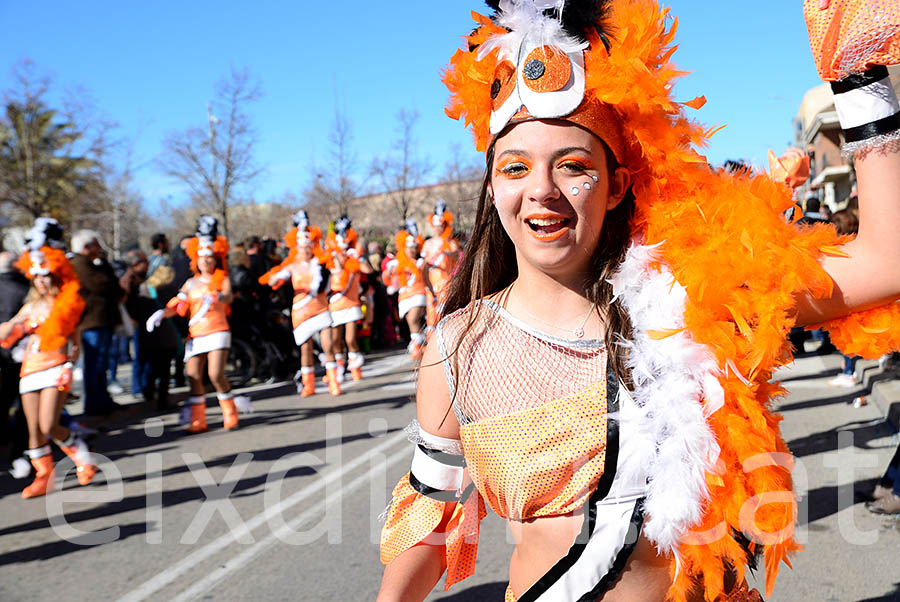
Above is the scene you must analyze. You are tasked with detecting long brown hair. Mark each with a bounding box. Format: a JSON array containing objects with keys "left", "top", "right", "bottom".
[{"left": 441, "top": 137, "right": 635, "bottom": 391}]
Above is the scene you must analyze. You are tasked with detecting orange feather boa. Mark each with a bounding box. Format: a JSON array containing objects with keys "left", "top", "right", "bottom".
[{"left": 444, "top": 1, "right": 900, "bottom": 600}]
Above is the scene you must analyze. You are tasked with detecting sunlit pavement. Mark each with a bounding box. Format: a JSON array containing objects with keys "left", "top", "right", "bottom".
[{"left": 0, "top": 348, "right": 897, "bottom": 601}]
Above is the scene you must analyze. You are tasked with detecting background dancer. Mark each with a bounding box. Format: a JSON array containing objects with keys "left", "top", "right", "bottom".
[
  {"left": 384, "top": 220, "right": 427, "bottom": 359},
  {"left": 0, "top": 218, "right": 95, "bottom": 498},
  {"left": 326, "top": 216, "right": 365, "bottom": 382},
  {"left": 147, "top": 216, "right": 249, "bottom": 433},
  {"left": 261, "top": 212, "right": 341, "bottom": 397},
  {"left": 422, "top": 200, "right": 461, "bottom": 332},
  {"left": 378, "top": 1, "right": 900, "bottom": 601}
]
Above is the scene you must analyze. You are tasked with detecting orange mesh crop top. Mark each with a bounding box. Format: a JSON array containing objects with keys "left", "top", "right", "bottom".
[{"left": 436, "top": 299, "right": 612, "bottom": 521}]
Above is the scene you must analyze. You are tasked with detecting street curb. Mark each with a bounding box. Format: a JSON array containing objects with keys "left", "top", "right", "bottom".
[{"left": 858, "top": 363, "right": 900, "bottom": 432}]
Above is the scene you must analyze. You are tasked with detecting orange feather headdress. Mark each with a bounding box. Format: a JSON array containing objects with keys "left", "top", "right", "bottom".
[
  {"left": 258, "top": 212, "right": 328, "bottom": 286},
  {"left": 325, "top": 215, "right": 358, "bottom": 255},
  {"left": 440, "top": 1, "right": 900, "bottom": 600},
  {"left": 185, "top": 215, "right": 229, "bottom": 290},
  {"left": 430, "top": 200, "right": 455, "bottom": 235},
  {"left": 13, "top": 218, "right": 84, "bottom": 352}
]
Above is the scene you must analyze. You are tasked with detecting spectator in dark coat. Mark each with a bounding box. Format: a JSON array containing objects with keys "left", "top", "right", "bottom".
[
  {"left": 70, "top": 230, "right": 124, "bottom": 416},
  {"left": 0, "top": 251, "right": 30, "bottom": 456},
  {"left": 133, "top": 266, "right": 179, "bottom": 409},
  {"left": 121, "top": 249, "right": 149, "bottom": 399}
]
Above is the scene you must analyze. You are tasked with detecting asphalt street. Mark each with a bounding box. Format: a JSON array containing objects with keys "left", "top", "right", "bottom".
[{"left": 0, "top": 348, "right": 898, "bottom": 601}]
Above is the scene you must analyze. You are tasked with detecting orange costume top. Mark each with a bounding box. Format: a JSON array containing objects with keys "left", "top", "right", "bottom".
[
  {"left": 276, "top": 260, "right": 330, "bottom": 328},
  {"left": 422, "top": 236, "right": 458, "bottom": 300},
  {"left": 329, "top": 256, "right": 362, "bottom": 312},
  {"left": 169, "top": 276, "right": 230, "bottom": 340},
  {"left": 384, "top": 258, "right": 426, "bottom": 302},
  {"left": 382, "top": 300, "right": 647, "bottom": 597},
  {"left": 18, "top": 302, "right": 70, "bottom": 378}
]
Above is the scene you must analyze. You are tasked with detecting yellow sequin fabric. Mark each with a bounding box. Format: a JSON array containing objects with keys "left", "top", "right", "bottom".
[
  {"left": 459, "top": 379, "right": 608, "bottom": 520},
  {"left": 440, "top": 300, "right": 610, "bottom": 521}
]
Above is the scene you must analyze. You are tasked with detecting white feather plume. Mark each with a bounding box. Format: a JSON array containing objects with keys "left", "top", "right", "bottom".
[
  {"left": 478, "top": 0, "right": 588, "bottom": 61},
  {"left": 611, "top": 240, "right": 724, "bottom": 556}
]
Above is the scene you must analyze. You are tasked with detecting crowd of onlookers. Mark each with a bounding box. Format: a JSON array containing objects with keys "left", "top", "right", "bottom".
[
  {"left": 0, "top": 228, "right": 422, "bottom": 439},
  {"left": 1, "top": 214, "right": 897, "bottom": 511}
]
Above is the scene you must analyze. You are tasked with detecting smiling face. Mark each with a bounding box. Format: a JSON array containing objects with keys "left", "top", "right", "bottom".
[
  {"left": 33, "top": 273, "right": 52, "bottom": 296},
  {"left": 489, "top": 119, "right": 629, "bottom": 282},
  {"left": 198, "top": 254, "right": 217, "bottom": 275}
]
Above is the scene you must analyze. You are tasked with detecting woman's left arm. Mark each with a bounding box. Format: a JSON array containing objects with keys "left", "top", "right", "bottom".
[
  {"left": 219, "top": 276, "right": 234, "bottom": 305},
  {"left": 795, "top": 146, "right": 900, "bottom": 326}
]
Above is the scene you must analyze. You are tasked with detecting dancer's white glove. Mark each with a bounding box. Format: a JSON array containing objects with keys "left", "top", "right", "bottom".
[{"left": 146, "top": 310, "right": 165, "bottom": 332}]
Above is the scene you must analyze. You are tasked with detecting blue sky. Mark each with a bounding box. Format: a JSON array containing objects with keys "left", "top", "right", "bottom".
[{"left": 0, "top": 1, "right": 822, "bottom": 213}]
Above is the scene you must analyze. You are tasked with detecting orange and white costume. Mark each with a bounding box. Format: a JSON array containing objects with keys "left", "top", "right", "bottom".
[
  {"left": 423, "top": 202, "right": 459, "bottom": 329},
  {"left": 2, "top": 242, "right": 84, "bottom": 394},
  {"left": 16, "top": 303, "right": 72, "bottom": 394},
  {"left": 380, "top": 1, "right": 900, "bottom": 601},
  {"left": 326, "top": 220, "right": 365, "bottom": 327},
  {"left": 1, "top": 218, "right": 94, "bottom": 497},
  {"left": 386, "top": 224, "right": 427, "bottom": 321},
  {"left": 173, "top": 275, "right": 232, "bottom": 360},
  {"left": 167, "top": 228, "right": 232, "bottom": 361},
  {"left": 383, "top": 301, "right": 648, "bottom": 601},
  {"left": 261, "top": 218, "right": 333, "bottom": 347}
]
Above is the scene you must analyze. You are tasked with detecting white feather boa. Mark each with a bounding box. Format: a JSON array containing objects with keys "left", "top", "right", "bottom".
[{"left": 611, "top": 241, "right": 724, "bottom": 557}]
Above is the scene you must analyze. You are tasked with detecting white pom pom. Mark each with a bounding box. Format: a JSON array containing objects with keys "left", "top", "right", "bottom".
[{"left": 233, "top": 395, "right": 252, "bottom": 414}]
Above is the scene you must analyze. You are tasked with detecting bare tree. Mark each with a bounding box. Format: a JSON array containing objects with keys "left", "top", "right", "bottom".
[
  {"left": 440, "top": 142, "right": 482, "bottom": 232},
  {"left": 301, "top": 105, "right": 359, "bottom": 217},
  {"left": 371, "top": 109, "right": 431, "bottom": 223},
  {"left": 159, "top": 67, "right": 263, "bottom": 239}
]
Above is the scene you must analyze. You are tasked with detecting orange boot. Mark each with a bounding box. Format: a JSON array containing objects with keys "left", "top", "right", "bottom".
[
  {"left": 348, "top": 352, "right": 364, "bottom": 381},
  {"left": 326, "top": 363, "right": 342, "bottom": 396},
  {"left": 335, "top": 354, "right": 346, "bottom": 383},
  {"left": 57, "top": 435, "right": 97, "bottom": 486},
  {"left": 184, "top": 397, "right": 207, "bottom": 433},
  {"left": 300, "top": 368, "right": 316, "bottom": 397},
  {"left": 218, "top": 395, "right": 239, "bottom": 430},
  {"left": 22, "top": 446, "right": 54, "bottom": 499}
]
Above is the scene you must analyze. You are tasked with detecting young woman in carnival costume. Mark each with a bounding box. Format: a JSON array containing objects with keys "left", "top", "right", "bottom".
[
  {"left": 326, "top": 215, "right": 366, "bottom": 382},
  {"left": 384, "top": 219, "right": 428, "bottom": 359},
  {"left": 261, "top": 211, "right": 342, "bottom": 397},
  {"left": 422, "top": 200, "right": 462, "bottom": 331},
  {"left": 148, "top": 216, "right": 250, "bottom": 433},
  {"left": 0, "top": 218, "right": 96, "bottom": 498},
  {"left": 378, "top": 1, "right": 900, "bottom": 601}
]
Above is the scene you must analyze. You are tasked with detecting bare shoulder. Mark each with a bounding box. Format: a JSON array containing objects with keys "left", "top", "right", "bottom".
[{"left": 415, "top": 308, "right": 474, "bottom": 441}]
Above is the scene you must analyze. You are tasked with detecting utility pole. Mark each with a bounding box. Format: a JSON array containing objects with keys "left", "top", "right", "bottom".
[{"left": 207, "top": 103, "right": 224, "bottom": 236}]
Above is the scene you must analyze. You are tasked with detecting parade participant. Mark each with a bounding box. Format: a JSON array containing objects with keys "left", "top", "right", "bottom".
[
  {"left": 378, "top": 1, "right": 900, "bottom": 601},
  {"left": 383, "top": 220, "right": 427, "bottom": 359},
  {"left": 261, "top": 211, "right": 341, "bottom": 397},
  {"left": 147, "top": 216, "right": 249, "bottom": 433},
  {"left": 0, "top": 218, "right": 95, "bottom": 498},
  {"left": 326, "top": 216, "right": 366, "bottom": 382},
  {"left": 422, "top": 200, "right": 461, "bottom": 331}
]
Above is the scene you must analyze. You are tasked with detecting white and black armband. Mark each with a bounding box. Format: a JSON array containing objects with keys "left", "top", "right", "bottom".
[
  {"left": 405, "top": 421, "right": 467, "bottom": 503},
  {"left": 831, "top": 65, "right": 900, "bottom": 156}
]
